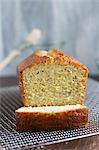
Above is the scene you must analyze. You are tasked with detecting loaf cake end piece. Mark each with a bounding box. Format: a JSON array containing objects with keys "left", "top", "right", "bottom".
[{"left": 16, "top": 105, "right": 88, "bottom": 132}]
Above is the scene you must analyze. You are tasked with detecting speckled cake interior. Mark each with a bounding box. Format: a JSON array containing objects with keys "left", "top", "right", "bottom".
[{"left": 22, "top": 61, "right": 86, "bottom": 106}]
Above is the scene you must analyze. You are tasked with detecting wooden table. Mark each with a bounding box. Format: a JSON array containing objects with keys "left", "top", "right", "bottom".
[{"left": 0, "top": 76, "right": 99, "bottom": 150}]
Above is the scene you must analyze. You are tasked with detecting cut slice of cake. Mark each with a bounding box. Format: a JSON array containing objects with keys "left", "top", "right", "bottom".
[
  {"left": 16, "top": 105, "right": 88, "bottom": 132},
  {"left": 17, "top": 49, "right": 88, "bottom": 106}
]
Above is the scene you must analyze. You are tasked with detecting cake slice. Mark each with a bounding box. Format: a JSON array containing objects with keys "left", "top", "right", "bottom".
[
  {"left": 17, "top": 49, "right": 88, "bottom": 107},
  {"left": 16, "top": 105, "right": 88, "bottom": 132}
]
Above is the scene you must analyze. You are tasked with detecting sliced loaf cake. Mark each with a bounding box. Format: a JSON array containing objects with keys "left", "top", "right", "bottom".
[
  {"left": 16, "top": 105, "right": 88, "bottom": 132},
  {"left": 17, "top": 49, "right": 88, "bottom": 107}
]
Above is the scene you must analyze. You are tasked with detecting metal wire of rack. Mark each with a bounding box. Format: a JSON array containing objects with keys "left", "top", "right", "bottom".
[{"left": 0, "top": 79, "right": 99, "bottom": 150}]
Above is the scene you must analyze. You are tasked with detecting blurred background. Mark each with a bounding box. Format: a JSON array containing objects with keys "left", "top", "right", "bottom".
[{"left": 0, "top": 0, "right": 99, "bottom": 78}]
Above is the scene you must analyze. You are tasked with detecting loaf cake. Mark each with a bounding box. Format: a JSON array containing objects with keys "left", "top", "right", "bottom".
[
  {"left": 16, "top": 105, "right": 88, "bottom": 132},
  {"left": 17, "top": 49, "right": 88, "bottom": 107}
]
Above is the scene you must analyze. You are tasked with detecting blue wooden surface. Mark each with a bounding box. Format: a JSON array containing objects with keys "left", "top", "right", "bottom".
[{"left": 0, "top": 0, "right": 99, "bottom": 76}]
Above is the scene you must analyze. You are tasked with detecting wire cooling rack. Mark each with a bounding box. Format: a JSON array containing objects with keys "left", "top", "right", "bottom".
[{"left": 0, "top": 79, "right": 99, "bottom": 150}]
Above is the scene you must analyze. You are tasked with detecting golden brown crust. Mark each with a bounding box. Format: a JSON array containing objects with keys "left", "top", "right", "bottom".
[
  {"left": 16, "top": 106, "right": 88, "bottom": 132},
  {"left": 17, "top": 49, "right": 88, "bottom": 105},
  {"left": 17, "top": 48, "right": 88, "bottom": 76},
  {"left": 49, "top": 49, "right": 88, "bottom": 71}
]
